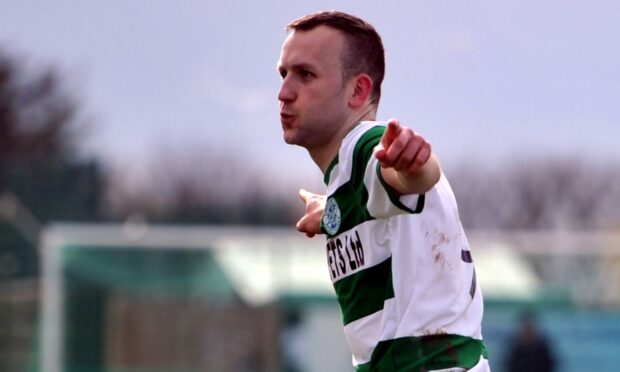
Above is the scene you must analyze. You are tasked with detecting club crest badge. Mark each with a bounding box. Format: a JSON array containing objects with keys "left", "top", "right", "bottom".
[{"left": 323, "top": 197, "right": 341, "bottom": 235}]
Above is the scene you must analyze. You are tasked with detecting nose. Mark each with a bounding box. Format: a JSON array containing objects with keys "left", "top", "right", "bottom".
[{"left": 278, "top": 77, "right": 296, "bottom": 103}]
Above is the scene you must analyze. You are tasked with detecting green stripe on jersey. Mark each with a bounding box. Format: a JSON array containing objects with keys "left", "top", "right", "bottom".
[
  {"left": 324, "top": 126, "right": 385, "bottom": 186},
  {"left": 349, "top": 126, "right": 384, "bottom": 187},
  {"left": 356, "top": 334, "right": 488, "bottom": 372},
  {"left": 322, "top": 126, "right": 385, "bottom": 237},
  {"left": 323, "top": 183, "right": 371, "bottom": 238},
  {"left": 324, "top": 154, "right": 339, "bottom": 185},
  {"left": 334, "top": 257, "right": 394, "bottom": 325}
]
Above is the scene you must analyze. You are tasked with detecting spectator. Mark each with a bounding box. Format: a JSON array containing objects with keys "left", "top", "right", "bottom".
[{"left": 506, "top": 311, "right": 556, "bottom": 372}]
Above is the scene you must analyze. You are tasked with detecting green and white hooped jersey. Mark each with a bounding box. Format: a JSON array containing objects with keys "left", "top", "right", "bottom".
[{"left": 320, "top": 122, "right": 489, "bottom": 371}]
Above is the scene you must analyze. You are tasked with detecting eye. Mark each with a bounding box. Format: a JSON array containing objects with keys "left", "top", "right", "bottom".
[
  {"left": 299, "top": 69, "right": 314, "bottom": 80},
  {"left": 279, "top": 69, "right": 287, "bottom": 79}
]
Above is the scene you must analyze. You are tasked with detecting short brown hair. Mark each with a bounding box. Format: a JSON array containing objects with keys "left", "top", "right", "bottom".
[{"left": 287, "top": 11, "right": 385, "bottom": 105}]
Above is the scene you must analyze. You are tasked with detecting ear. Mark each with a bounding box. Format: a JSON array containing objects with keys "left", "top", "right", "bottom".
[{"left": 348, "top": 74, "right": 373, "bottom": 108}]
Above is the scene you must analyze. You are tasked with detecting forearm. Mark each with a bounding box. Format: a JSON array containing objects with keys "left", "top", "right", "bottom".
[{"left": 381, "top": 153, "right": 441, "bottom": 195}]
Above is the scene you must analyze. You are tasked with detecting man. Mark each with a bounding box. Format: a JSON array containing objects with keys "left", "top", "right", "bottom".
[
  {"left": 506, "top": 312, "right": 556, "bottom": 372},
  {"left": 277, "top": 11, "right": 489, "bottom": 371}
]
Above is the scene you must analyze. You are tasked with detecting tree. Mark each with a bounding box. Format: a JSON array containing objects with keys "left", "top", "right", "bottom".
[
  {"left": 0, "top": 48, "right": 84, "bottom": 170},
  {"left": 104, "top": 148, "right": 300, "bottom": 225},
  {"left": 448, "top": 158, "right": 620, "bottom": 230},
  {"left": 0, "top": 48, "right": 100, "bottom": 279}
]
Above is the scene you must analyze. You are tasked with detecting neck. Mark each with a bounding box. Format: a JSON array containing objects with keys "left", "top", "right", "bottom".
[{"left": 309, "top": 105, "right": 377, "bottom": 174}]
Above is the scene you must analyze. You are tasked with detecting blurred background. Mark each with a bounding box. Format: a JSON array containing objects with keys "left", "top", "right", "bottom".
[{"left": 1, "top": 1, "right": 619, "bottom": 371}]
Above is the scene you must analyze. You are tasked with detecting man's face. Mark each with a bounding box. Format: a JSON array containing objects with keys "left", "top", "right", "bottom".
[{"left": 277, "top": 26, "right": 350, "bottom": 149}]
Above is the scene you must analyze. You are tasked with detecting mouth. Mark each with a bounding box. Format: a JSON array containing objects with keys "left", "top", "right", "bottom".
[{"left": 280, "top": 112, "right": 295, "bottom": 127}]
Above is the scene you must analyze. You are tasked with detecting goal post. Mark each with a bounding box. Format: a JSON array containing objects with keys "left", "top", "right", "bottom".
[{"left": 39, "top": 223, "right": 338, "bottom": 372}]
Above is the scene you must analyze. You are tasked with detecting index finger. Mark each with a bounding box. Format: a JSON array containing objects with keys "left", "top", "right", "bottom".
[
  {"left": 298, "top": 188, "right": 311, "bottom": 203},
  {"left": 381, "top": 118, "right": 402, "bottom": 148}
]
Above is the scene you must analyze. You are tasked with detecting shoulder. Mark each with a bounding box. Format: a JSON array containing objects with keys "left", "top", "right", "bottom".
[
  {"left": 343, "top": 121, "right": 385, "bottom": 153},
  {"left": 325, "top": 121, "right": 385, "bottom": 187}
]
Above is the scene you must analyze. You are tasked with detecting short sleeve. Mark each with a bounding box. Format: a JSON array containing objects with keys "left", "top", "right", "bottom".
[{"left": 363, "top": 145, "right": 425, "bottom": 218}]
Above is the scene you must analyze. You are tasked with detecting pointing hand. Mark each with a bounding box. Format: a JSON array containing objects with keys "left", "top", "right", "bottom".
[{"left": 374, "top": 118, "right": 432, "bottom": 176}]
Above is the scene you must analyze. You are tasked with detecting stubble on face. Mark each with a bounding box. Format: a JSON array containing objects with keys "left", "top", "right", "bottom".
[{"left": 277, "top": 27, "right": 351, "bottom": 151}]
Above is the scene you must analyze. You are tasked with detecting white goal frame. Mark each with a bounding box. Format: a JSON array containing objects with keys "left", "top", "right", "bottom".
[{"left": 39, "top": 222, "right": 331, "bottom": 372}]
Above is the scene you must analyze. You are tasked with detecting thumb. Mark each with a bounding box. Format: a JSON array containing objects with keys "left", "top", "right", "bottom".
[{"left": 296, "top": 216, "right": 316, "bottom": 238}]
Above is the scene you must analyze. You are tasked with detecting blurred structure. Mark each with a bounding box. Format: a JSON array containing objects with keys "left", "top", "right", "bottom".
[
  {"left": 471, "top": 231, "right": 620, "bottom": 372},
  {"left": 280, "top": 309, "right": 306, "bottom": 372},
  {"left": 36, "top": 224, "right": 349, "bottom": 372},
  {"left": 1, "top": 224, "right": 610, "bottom": 372}
]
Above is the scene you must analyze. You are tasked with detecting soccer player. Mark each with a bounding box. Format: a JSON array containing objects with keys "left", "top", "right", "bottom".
[{"left": 277, "top": 10, "right": 490, "bottom": 372}]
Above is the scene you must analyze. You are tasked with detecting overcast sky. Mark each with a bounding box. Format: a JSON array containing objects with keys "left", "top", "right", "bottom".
[{"left": 2, "top": 1, "right": 619, "bottom": 189}]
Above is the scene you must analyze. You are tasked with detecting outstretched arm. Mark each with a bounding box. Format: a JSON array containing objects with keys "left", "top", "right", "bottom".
[
  {"left": 296, "top": 189, "right": 326, "bottom": 238},
  {"left": 295, "top": 119, "right": 439, "bottom": 237},
  {"left": 374, "top": 118, "right": 441, "bottom": 195}
]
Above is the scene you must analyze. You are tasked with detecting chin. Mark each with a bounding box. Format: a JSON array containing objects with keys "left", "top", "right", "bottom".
[
  {"left": 282, "top": 130, "right": 298, "bottom": 145},
  {"left": 282, "top": 134, "right": 295, "bottom": 145}
]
